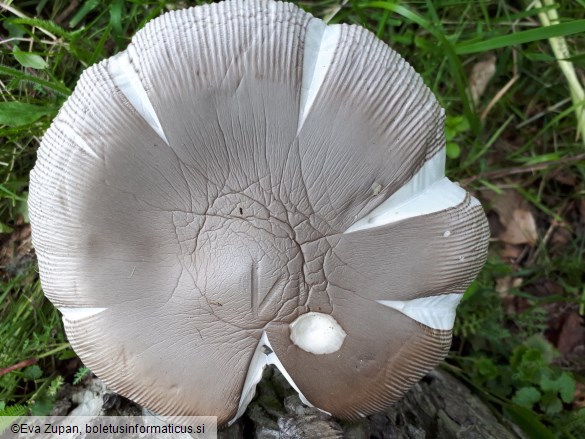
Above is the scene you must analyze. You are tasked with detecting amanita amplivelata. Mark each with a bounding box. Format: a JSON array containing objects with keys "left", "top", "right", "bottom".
[{"left": 29, "top": 0, "right": 489, "bottom": 427}]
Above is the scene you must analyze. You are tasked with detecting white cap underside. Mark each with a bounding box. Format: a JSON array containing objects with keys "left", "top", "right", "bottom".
[
  {"left": 59, "top": 307, "right": 107, "bottom": 323},
  {"left": 229, "top": 331, "right": 323, "bottom": 426},
  {"left": 377, "top": 293, "right": 463, "bottom": 330},
  {"left": 54, "top": 119, "right": 101, "bottom": 160},
  {"left": 346, "top": 149, "right": 469, "bottom": 233},
  {"left": 298, "top": 20, "right": 341, "bottom": 132},
  {"left": 107, "top": 50, "right": 169, "bottom": 144}
]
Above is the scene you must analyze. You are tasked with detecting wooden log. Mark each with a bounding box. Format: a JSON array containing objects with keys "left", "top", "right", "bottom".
[{"left": 220, "top": 366, "right": 525, "bottom": 438}]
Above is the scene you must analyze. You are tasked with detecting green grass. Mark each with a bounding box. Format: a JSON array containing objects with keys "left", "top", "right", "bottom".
[
  {"left": 1, "top": 0, "right": 584, "bottom": 436},
  {"left": 0, "top": 266, "right": 70, "bottom": 415}
]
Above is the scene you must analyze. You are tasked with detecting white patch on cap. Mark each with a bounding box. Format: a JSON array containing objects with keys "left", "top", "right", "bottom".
[
  {"left": 54, "top": 119, "right": 101, "bottom": 160},
  {"left": 346, "top": 150, "right": 469, "bottom": 233},
  {"left": 229, "top": 331, "right": 324, "bottom": 426},
  {"left": 298, "top": 20, "right": 341, "bottom": 131},
  {"left": 377, "top": 293, "right": 463, "bottom": 330},
  {"left": 107, "top": 49, "right": 169, "bottom": 144},
  {"left": 289, "top": 312, "right": 346, "bottom": 355},
  {"left": 59, "top": 307, "right": 107, "bottom": 323}
]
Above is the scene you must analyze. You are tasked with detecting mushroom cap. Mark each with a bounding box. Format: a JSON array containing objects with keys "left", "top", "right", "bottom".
[{"left": 29, "top": 0, "right": 489, "bottom": 427}]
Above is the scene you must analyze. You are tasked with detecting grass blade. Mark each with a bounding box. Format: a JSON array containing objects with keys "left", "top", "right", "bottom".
[
  {"left": 9, "top": 17, "right": 82, "bottom": 41},
  {"left": 0, "top": 65, "right": 71, "bottom": 96},
  {"left": 0, "top": 102, "right": 56, "bottom": 127},
  {"left": 456, "top": 19, "right": 585, "bottom": 54},
  {"left": 12, "top": 47, "right": 47, "bottom": 70},
  {"left": 503, "top": 404, "right": 556, "bottom": 439},
  {"left": 362, "top": 1, "right": 480, "bottom": 133}
]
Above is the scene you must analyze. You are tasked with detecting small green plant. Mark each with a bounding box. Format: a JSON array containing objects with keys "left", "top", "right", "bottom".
[
  {"left": 444, "top": 115, "right": 470, "bottom": 159},
  {"left": 558, "top": 408, "right": 585, "bottom": 438},
  {"left": 0, "top": 403, "right": 28, "bottom": 435},
  {"left": 453, "top": 256, "right": 580, "bottom": 437},
  {"left": 510, "top": 337, "right": 575, "bottom": 415},
  {"left": 458, "top": 336, "right": 575, "bottom": 414},
  {"left": 73, "top": 367, "right": 91, "bottom": 385},
  {"left": 0, "top": 266, "right": 72, "bottom": 416},
  {"left": 0, "top": 402, "right": 27, "bottom": 417}
]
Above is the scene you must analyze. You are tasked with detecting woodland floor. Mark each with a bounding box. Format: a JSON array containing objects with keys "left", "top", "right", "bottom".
[{"left": 1, "top": 1, "right": 585, "bottom": 438}]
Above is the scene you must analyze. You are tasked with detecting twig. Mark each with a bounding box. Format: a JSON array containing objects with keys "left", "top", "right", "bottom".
[
  {"left": 323, "top": 0, "right": 348, "bottom": 24},
  {"left": 55, "top": 0, "right": 80, "bottom": 26},
  {"left": 460, "top": 152, "right": 585, "bottom": 185},
  {"left": 526, "top": 203, "right": 568, "bottom": 266},
  {"left": 481, "top": 49, "right": 519, "bottom": 121},
  {"left": 0, "top": 358, "right": 38, "bottom": 377},
  {"left": 440, "top": 21, "right": 540, "bottom": 27},
  {"left": 0, "top": 37, "right": 59, "bottom": 46},
  {"left": 515, "top": 97, "right": 571, "bottom": 129},
  {"left": 481, "top": 75, "right": 519, "bottom": 121}
]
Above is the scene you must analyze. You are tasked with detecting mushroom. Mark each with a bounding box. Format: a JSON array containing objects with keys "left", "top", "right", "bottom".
[{"left": 29, "top": 0, "right": 489, "bottom": 427}]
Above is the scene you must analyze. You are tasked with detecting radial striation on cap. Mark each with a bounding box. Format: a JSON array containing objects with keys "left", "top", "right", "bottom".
[{"left": 29, "top": 0, "right": 489, "bottom": 427}]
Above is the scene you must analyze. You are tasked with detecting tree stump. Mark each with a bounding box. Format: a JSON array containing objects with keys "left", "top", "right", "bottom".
[{"left": 220, "top": 366, "right": 525, "bottom": 439}]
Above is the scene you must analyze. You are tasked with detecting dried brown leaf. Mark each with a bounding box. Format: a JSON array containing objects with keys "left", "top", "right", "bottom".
[
  {"left": 487, "top": 190, "right": 539, "bottom": 245},
  {"left": 469, "top": 55, "right": 496, "bottom": 106},
  {"left": 572, "top": 381, "right": 585, "bottom": 408},
  {"left": 557, "top": 312, "right": 585, "bottom": 354}
]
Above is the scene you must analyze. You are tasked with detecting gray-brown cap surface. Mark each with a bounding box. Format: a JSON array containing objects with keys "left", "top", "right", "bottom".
[{"left": 29, "top": 0, "right": 489, "bottom": 427}]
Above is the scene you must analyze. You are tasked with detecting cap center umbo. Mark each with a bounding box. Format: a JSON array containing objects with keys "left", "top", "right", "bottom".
[{"left": 192, "top": 209, "right": 307, "bottom": 329}]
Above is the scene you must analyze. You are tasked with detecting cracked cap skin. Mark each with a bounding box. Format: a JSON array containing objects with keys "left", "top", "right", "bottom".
[{"left": 29, "top": 0, "right": 489, "bottom": 428}]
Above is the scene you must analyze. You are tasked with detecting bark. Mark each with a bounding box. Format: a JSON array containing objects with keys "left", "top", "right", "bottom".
[
  {"left": 49, "top": 366, "right": 524, "bottom": 438},
  {"left": 220, "top": 366, "right": 525, "bottom": 439}
]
